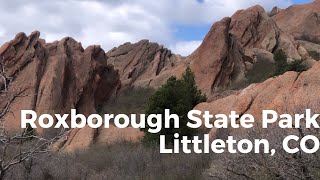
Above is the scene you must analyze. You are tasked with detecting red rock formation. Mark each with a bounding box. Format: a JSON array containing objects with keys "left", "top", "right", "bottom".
[
  {"left": 269, "top": 6, "right": 283, "bottom": 17},
  {"left": 0, "top": 31, "right": 120, "bottom": 137},
  {"left": 195, "top": 60, "right": 320, "bottom": 139},
  {"left": 229, "top": 5, "right": 279, "bottom": 51},
  {"left": 1, "top": 1, "right": 319, "bottom": 151},
  {"left": 108, "top": 3, "right": 317, "bottom": 96},
  {"left": 106, "top": 40, "right": 183, "bottom": 89},
  {"left": 186, "top": 17, "right": 250, "bottom": 95},
  {"left": 272, "top": 0, "right": 320, "bottom": 44},
  {"left": 185, "top": 5, "right": 280, "bottom": 95},
  {"left": 57, "top": 2, "right": 320, "bottom": 150},
  {"left": 56, "top": 124, "right": 144, "bottom": 152}
]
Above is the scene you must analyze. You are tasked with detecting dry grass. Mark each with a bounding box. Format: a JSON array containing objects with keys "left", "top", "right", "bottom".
[
  {"left": 5, "top": 142, "right": 212, "bottom": 180},
  {"left": 101, "top": 87, "right": 155, "bottom": 115}
]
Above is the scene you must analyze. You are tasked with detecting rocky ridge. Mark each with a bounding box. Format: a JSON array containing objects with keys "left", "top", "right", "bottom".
[
  {"left": 106, "top": 40, "right": 183, "bottom": 89},
  {"left": 0, "top": 31, "right": 121, "bottom": 137},
  {"left": 108, "top": 1, "right": 319, "bottom": 95},
  {"left": 60, "top": 1, "right": 319, "bottom": 151}
]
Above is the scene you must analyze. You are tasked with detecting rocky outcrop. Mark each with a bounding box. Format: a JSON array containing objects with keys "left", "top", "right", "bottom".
[
  {"left": 106, "top": 40, "right": 183, "bottom": 89},
  {"left": 269, "top": 6, "right": 282, "bottom": 17},
  {"left": 272, "top": 0, "right": 320, "bottom": 44},
  {"left": 194, "top": 60, "right": 320, "bottom": 138},
  {"left": 1, "top": 1, "right": 319, "bottom": 152},
  {"left": 103, "top": 3, "right": 318, "bottom": 96},
  {"left": 54, "top": 1, "right": 320, "bottom": 150},
  {"left": 0, "top": 31, "right": 121, "bottom": 137},
  {"left": 297, "top": 40, "right": 320, "bottom": 61},
  {"left": 186, "top": 17, "right": 251, "bottom": 95},
  {"left": 229, "top": 5, "right": 279, "bottom": 51},
  {"left": 185, "top": 5, "right": 284, "bottom": 95},
  {"left": 175, "top": 4, "right": 315, "bottom": 95},
  {"left": 54, "top": 124, "right": 144, "bottom": 152},
  {"left": 106, "top": 5, "right": 279, "bottom": 95}
]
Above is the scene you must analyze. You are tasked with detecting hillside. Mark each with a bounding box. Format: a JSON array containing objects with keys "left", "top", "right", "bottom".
[
  {"left": 0, "top": 0, "right": 319, "bottom": 149},
  {"left": 0, "top": 1, "right": 320, "bottom": 179}
]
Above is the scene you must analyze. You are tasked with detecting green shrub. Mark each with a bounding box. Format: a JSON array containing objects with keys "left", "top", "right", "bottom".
[
  {"left": 246, "top": 56, "right": 274, "bottom": 84},
  {"left": 273, "top": 49, "right": 289, "bottom": 76},
  {"left": 273, "top": 49, "right": 306, "bottom": 76},
  {"left": 142, "top": 67, "right": 207, "bottom": 144},
  {"left": 228, "top": 56, "right": 274, "bottom": 90},
  {"left": 286, "top": 59, "right": 306, "bottom": 73},
  {"left": 308, "top": 50, "right": 320, "bottom": 60}
]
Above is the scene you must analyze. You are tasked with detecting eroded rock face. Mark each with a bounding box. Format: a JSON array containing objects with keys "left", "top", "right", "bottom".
[
  {"left": 187, "top": 3, "right": 319, "bottom": 95},
  {"left": 229, "top": 5, "right": 279, "bottom": 51},
  {"left": 187, "top": 17, "right": 250, "bottom": 95},
  {"left": 186, "top": 5, "right": 279, "bottom": 95},
  {"left": 103, "top": 3, "right": 318, "bottom": 97},
  {"left": 0, "top": 31, "right": 121, "bottom": 137},
  {"left": 272, "top": 0, "right": 320, "bottom": 44},
  {"left": 106, "top": 5, "right": 278, "bottom": 95},
  {"left": 269, "top": 6, "right": 283, "bottom": 17},
  {"left": 195, "top": 61, "right": 320, "bottom": 139},
  {"left": 297, "top": 40, "right": 320, "bottom": 61},
  {"left": 106, "top": 40, "right": 183, "bottom": 89},
  {"left": 156, "top": 4, "right": 315, "bottom": 95}
]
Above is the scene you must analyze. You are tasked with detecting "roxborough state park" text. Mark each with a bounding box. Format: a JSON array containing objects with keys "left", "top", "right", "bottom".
[{"left": 20, "top": 109, "right": 320, "bottom": 154}]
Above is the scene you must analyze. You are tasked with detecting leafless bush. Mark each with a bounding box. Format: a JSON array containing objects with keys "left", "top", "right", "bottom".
[
  {"left": 0, "top": 65, "right": 65, "bottom": 180},
  {"left": 205, "top": 96, "right": 320, "bottom": 180},
  {"left": 7, "top": 142, "right": 211, "bottom": 180}
]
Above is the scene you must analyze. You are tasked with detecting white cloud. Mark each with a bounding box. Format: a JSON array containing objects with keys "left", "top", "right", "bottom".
[
  {"left": 171, "top": 41, "right": 202, "bottom": 56},
  {"left": 0, "top": 0, "right": 293, "bottom": 56}
]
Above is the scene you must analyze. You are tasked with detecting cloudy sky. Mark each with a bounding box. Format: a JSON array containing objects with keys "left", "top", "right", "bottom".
[{"left": 0, "top": 0, "right": 312, "bottom": 56}]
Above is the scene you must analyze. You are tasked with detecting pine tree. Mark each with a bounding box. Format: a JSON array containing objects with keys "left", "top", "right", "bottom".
[{"left": 142, "top": 67, "right": 206, "bottom": 144}]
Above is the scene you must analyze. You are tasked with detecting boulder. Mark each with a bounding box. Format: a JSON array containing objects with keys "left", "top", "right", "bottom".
[{"left": 297, "top": 40, "right": 320, "bottom": 61}]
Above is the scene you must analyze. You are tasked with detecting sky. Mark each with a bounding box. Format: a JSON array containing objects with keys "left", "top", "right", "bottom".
[{"left": 0, "top": 0, "right": 313, "bottom": 56}]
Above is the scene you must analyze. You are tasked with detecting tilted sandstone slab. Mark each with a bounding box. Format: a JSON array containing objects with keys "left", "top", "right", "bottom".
[
  {"left": 194, "top": 61, "right": 320, "bottom": 139},
  {"left": 106, "top": 40, "right": 183, "bottom": 89},
  {"left": 186, "top": 5, "right": 283, "bottom": 95},
  {"left": 0, "top": 31, "right": 120, "bottom": 137}
]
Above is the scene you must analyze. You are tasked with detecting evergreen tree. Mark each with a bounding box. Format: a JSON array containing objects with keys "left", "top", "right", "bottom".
[
  {"left": 142, "top": 67, "right": 206, "bottom": 144},
  {"left": 273, "top": 49, "right": 288, "bottom": 76}
]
